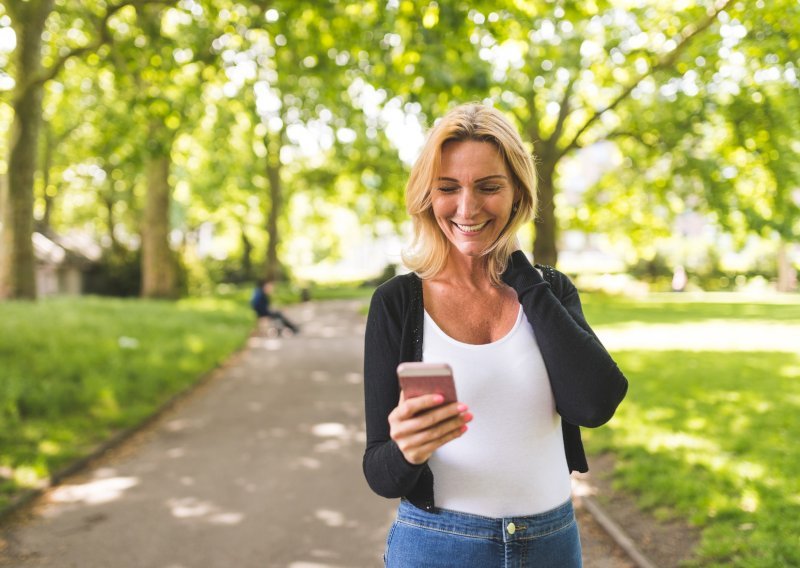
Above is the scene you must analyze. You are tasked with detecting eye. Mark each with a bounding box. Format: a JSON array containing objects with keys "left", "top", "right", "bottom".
[
  {"left": 436, "top": 186, "right": 459, "bottom": 193},
  {"left": 479, "top": 185, "right": 502, "bottom": 193}
]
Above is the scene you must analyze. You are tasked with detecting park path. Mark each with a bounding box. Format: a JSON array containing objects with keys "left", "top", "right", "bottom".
[{"left": 0, "top": 299, "right": 633, "bottom": 568}]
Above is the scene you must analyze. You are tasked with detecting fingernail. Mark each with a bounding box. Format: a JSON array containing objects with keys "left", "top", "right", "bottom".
[
  {"left": 460, "top": 425, "right": 468, "bottom": 433},
  {"left": 463, "top": 413, "right": 473, "bottom": 422},
  {"left": 434, "top": 394, "right": 445, "bottom": 404},
  {"left": 457, "top": 403, "right": 468, "bottom": 412}
]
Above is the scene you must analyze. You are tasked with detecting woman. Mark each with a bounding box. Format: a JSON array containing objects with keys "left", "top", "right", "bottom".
[{"left": 363, "top": 103, "right": 628, "bottom": 567}]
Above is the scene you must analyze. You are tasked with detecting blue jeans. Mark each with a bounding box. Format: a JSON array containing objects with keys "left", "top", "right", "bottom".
[{"left": 385, "top": 499, "right": 582, "bottom": 568}]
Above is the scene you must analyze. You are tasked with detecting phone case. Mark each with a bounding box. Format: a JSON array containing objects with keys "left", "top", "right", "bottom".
[{"left": 397, "top": 362, "right": 457, "bottom": 404}]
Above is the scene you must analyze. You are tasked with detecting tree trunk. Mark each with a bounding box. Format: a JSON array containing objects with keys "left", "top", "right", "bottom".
[
  {"left": 104, "top": 193, "right": 119, "bottom": 252},
  {"left": 0, "top": 0, "right": 54, "bottom": 300},
  {"left": 533, "top": 163, "right": 558, "bottom": 267},
  {"left": 40, "top": 121, "right": 54, "bottom": 234},
  {"left": 263, "top": 131, "right": 283, "bottom": 281},
  {"left": 241, "top": 227, "right": 253, "bottom": 282},
  {"left": 141, "top": 150, "right": 178, "bottom": 298}
]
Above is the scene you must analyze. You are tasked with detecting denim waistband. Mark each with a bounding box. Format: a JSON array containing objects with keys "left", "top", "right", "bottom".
[{"left": 396, "top": 498, "right": 575, "bottom": 544}]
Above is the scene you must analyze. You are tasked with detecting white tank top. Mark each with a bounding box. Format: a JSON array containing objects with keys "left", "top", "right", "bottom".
[{"left": 423, "top": 306, "right": 572, "bottom": 517}]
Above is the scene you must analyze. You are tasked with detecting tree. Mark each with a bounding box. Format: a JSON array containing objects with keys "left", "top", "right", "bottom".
[
  {"left": 91, "top": 1, "right": 231, "bottom": 297},
  {"left": 6, "top": 0, "right": 794, "bottom": 292},
  {"left": 571, "top": 0, "right": 799, "bottom": 287},
  {"left": 0, "top": 0, "right": 172, "bottom": 300},
  {"left": 211, "top": 1, "right": 409, "bottom": 280},
  {"left": 346, "top": 1, "right": 750, "bottom": 267},
  {"left": 0, "top": 0, "right": 53, "bottom": 299},
  {"left": 473, "top": 0, "right": 738, "bottom": 265}
]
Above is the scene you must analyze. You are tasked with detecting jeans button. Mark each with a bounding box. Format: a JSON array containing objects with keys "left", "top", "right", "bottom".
[{"left": 506, "top": 522, "right": 516, "bottom": 535}]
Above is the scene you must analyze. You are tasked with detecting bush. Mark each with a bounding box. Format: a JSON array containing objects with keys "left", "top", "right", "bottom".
[{"left": 84, "top": 248, "right": 142, "bottom": 297}]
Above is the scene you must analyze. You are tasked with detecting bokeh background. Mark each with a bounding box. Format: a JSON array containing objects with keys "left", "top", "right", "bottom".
[{"left": 1, "top": 1, "right": 799, "bottom": 566}]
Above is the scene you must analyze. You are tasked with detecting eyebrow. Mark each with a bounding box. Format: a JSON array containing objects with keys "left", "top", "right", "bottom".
[{"left": 436, "top": 175, "right": 508, "bottom": 183}]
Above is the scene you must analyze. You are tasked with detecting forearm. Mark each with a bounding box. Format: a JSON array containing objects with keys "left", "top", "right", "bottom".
[
  {"left": 503, "top": 251, "right": 628, "bottom": 427},
  {"left": 362, "top": 289, "right": 425, "bottom": 497},
  {"left": 363, "top": 438, "right": 425, "bottom": 498}
]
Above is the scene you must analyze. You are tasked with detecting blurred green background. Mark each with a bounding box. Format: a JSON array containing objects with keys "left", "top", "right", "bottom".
[
  {"left": 1, "top": 1, "right": 799, "bottom": 566},
  {"left": 1, "top": 0, "right": 798, "bottom": 298}
]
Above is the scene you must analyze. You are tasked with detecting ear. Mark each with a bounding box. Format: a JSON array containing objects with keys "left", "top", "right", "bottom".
[{"left": 512, "top": 184, "right": 522, "bottom": 207}]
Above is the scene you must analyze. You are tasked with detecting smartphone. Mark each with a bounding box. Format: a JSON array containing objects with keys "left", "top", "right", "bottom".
[{"left": 397, "top": 362, "right": 457, "bottom": 404}]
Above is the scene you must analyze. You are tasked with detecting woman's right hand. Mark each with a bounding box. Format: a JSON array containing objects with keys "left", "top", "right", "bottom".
[{"left": 388, "top": 391, "right": 472, "bottom": 465}]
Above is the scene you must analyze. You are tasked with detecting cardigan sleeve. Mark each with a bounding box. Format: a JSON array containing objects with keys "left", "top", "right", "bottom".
[
  {"left": 502, "top": 251, "right": 628, "bottom": 427},
  {"left": 362, "top": 282, "right": 426, "bottom": 498}
]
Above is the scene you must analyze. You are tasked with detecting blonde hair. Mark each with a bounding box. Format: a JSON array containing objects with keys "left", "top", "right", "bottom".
[{"left": 402, "top": 103, "right": 537, "bottom": 285}]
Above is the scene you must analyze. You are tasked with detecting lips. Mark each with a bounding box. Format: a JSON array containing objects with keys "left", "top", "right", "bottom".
[{"left": 453, "top": 221, "right": 489, "bottom": 233}]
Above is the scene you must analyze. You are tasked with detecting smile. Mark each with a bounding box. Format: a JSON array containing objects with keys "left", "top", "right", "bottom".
[{"left": 453, "top": 221, "right": 489, "bottom": 233}]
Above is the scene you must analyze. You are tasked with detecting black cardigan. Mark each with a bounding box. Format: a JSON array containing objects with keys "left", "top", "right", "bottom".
[{"left": 362, "top": 251, "right": 628, "bottom": 512}]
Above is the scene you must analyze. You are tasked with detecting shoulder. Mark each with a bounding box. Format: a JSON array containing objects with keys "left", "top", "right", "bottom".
[
  {"left": 369, "top": 272, "right": 420, "bottom": 315},
  {"left": 374, "top": 271, "right": 419, "bottom": 296},
  {"left": 534, "top": 264, "right": 577, "bottom": 299}
]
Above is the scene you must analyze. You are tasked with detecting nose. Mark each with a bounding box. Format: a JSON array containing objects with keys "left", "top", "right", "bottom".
[{"left": 456, "top": 188, "right": 481, "bottom": 218}]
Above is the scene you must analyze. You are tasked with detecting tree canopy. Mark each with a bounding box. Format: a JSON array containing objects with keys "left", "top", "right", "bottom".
[{"left": 0, "top": 0, "right": 797, "bottom": 298}]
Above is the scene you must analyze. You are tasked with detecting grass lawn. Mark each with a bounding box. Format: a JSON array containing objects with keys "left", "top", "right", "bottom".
[
  {"left": 580, "top": 293, "right": 800, "bottom": 567},
  {"left": 0, "top": 295, "right": 254, "bottom": 510}
]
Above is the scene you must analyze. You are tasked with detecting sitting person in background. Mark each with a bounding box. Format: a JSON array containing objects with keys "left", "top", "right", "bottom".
[{"left": 250, "top": 279, "right": 299, "bottom": 335}]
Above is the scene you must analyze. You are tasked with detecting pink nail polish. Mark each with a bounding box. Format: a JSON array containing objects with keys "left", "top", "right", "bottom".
[
  {"left": 457, "top": 403, "right": 468, "bottom": 412},
  {"left": 460, "top": 425, "right": 468, "bottom": 433}
]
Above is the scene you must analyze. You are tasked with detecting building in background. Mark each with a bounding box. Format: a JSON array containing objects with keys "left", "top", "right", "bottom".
[{"left": 33, "top": 232, "right": 100, "bottom": 296}]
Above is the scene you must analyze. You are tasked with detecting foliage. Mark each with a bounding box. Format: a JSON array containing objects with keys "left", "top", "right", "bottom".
[
  {"left": 83, "top": 248, "right": 142, "bottom": 297},
  {"left": 571, "top": 0, "right": 800, "bottom": 252},
  {"left": 1, "top": 0, "right": 799, "bottom": 299},
  {"left": 626, "top": 247, "right": 781, "bottom": 292},
  {"left": 581, "top": 293, "right": 800, "bottom": 567},
  {"left": 626, "top": 251, "right": 674, "bottom": 283}
]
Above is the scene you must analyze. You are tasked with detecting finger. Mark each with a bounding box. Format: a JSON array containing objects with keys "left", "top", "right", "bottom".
[
  {"left": 399, "top": 393, "right": 448, "bottom": 418},
  {"left": 397, "top": 412, "right": 471, "bottom": 450},
  {"left": 401, "top": 423, "right": 470, "bottom": 465},
  {"left": 392, "top": 402, "right": 463, "bottom": 437},
  {"left": 409, "top": 397, "right": 468, "bottom": 422},
  {"left": 409, "top": 401, "right": 466, "bottom": 429}
]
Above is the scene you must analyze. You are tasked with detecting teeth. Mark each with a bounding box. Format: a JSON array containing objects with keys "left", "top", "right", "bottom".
[{"left": 455, "top": 221, "right": 489, "bottom": 233}]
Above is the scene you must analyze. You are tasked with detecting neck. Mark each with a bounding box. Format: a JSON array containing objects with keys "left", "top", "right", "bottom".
[{"left": 439, "top": 253, "right": 494, "bottom": 290}]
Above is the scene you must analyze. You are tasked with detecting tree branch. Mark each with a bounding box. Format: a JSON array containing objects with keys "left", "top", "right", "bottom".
[
  {"left": 546, "top": 74, "right": 576, "bottom": 155},
  {"left": 605, "top": 129, "right": 660, "bottom": 150},
  {"left": 520, "top": 48, "right": 542, "bottom": 147},
  {"left": 557, "top": 0, "right": 735, "bottom": 162},
  {"left": 525, "top": 85, "right": 541, "bottom": 145},
  {"left": 27, "top": 0, "right": 178, "bottom": 90}
]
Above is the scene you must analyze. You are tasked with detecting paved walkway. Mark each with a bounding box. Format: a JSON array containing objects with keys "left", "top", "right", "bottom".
[{"left": 0, "top": 300, "right": 633, "bottom": 567}]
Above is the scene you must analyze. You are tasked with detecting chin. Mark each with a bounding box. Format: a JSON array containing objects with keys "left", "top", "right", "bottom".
[{"left": 451, "top": 243, "right": 490, "bottom": 258}]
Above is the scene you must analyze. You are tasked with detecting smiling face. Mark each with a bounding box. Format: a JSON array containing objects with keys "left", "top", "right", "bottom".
[{"left": 431, "top": 139, "right": 516, "bottom": 261}]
